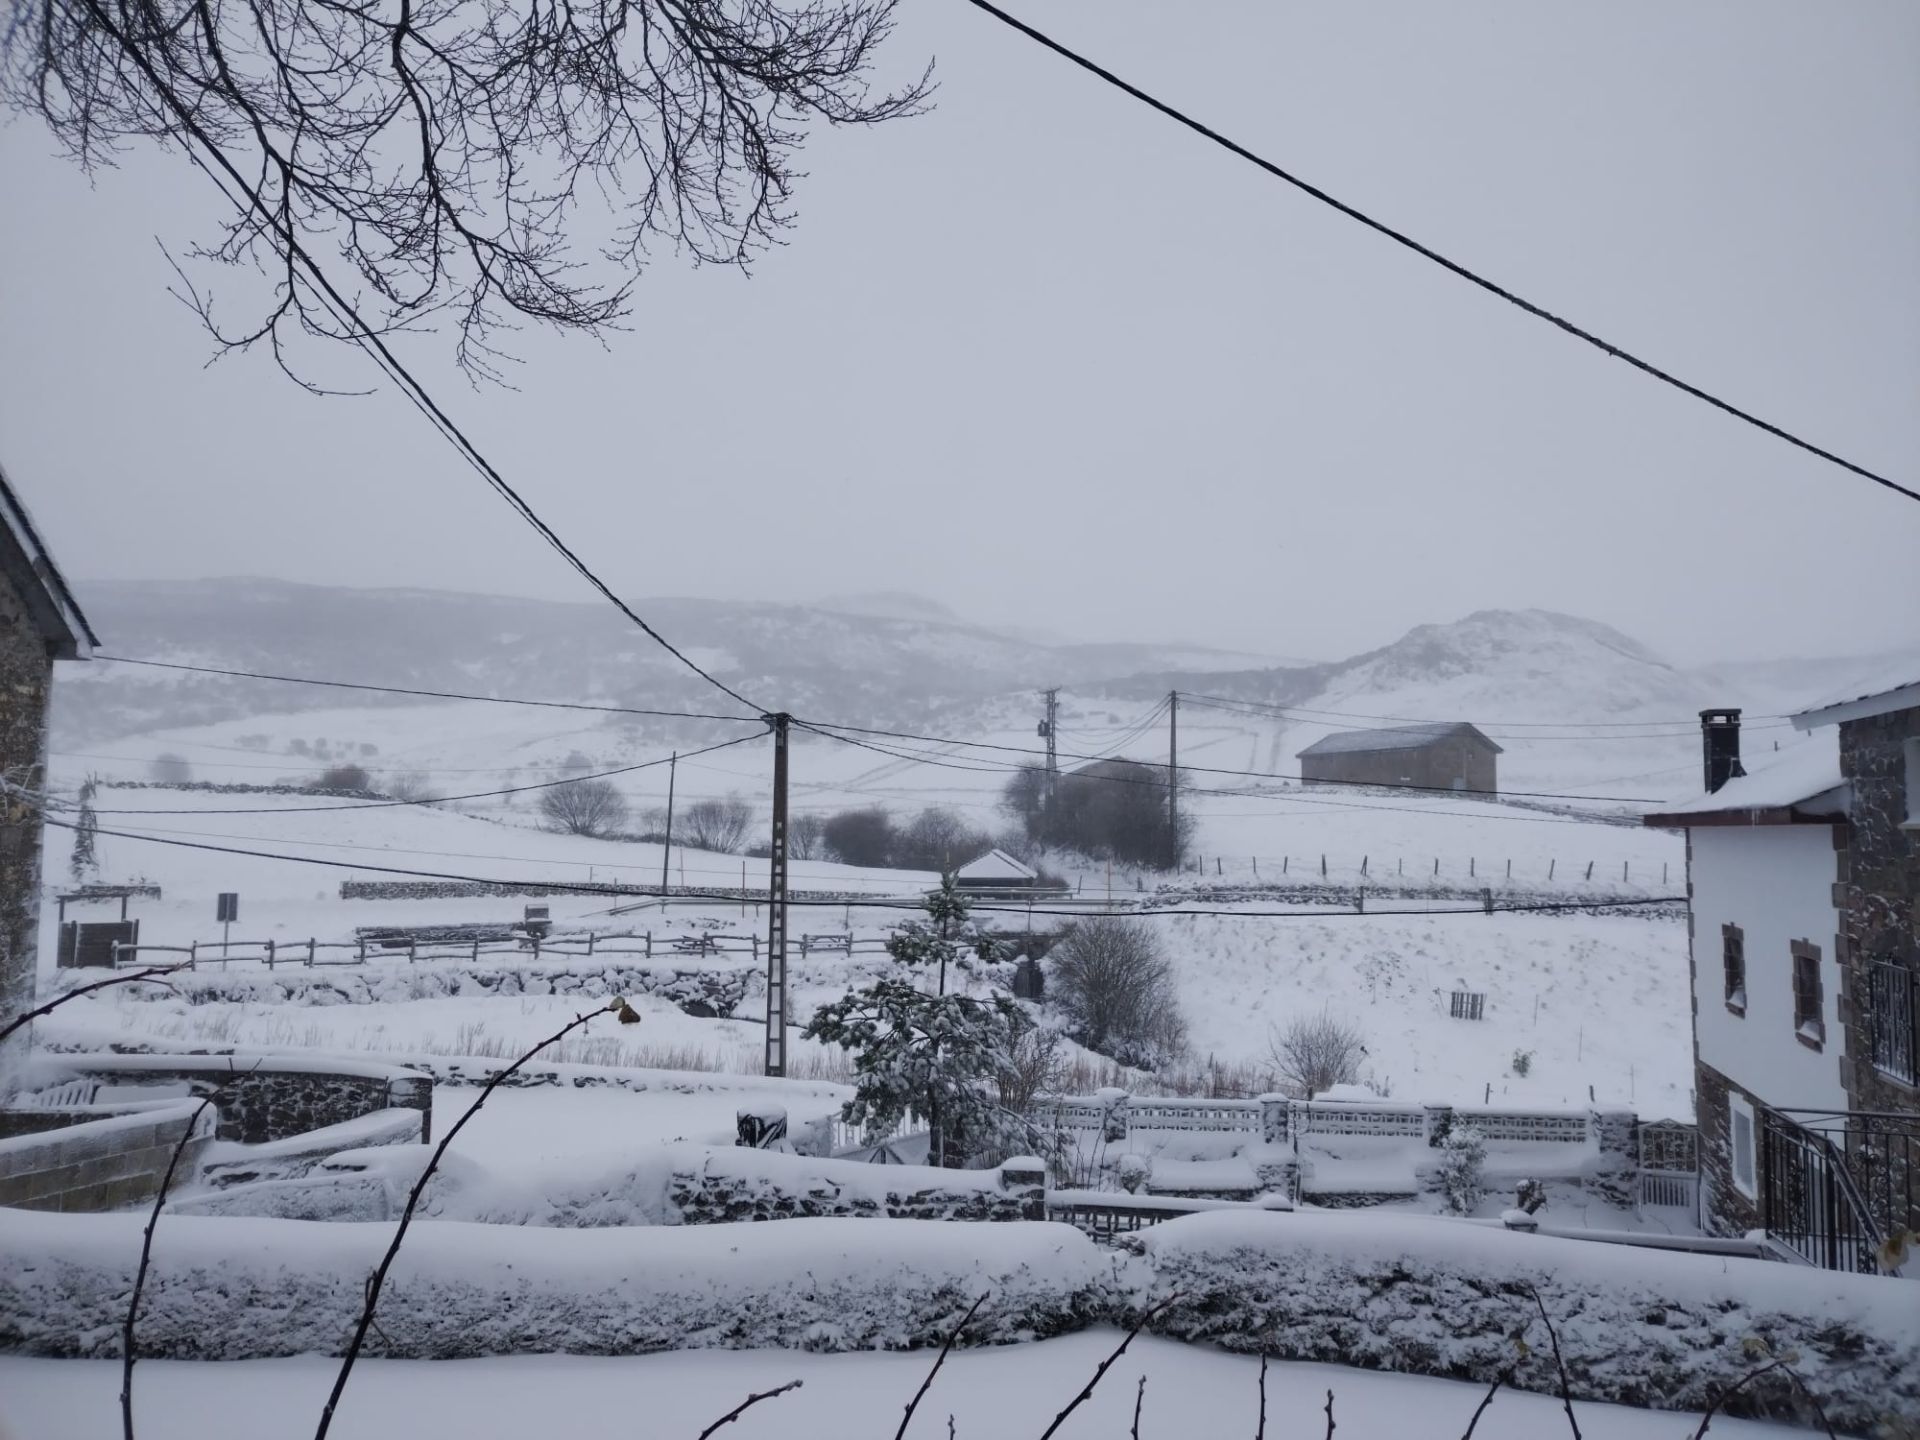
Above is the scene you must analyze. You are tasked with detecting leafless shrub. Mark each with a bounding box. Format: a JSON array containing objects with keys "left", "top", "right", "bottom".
[
  {"left": 823, "top": 807, "right": 895, "bottom": 867},
  {"left": 309, "top": 764, "right": 371, "bottom": 792},
  {"left": 682, "top": 794, "right": 755, "bottom": 854},
  {"left": 148, "top": 754, "right": 192, "bottom": 785},
  {"left": 538, "top": 778, "right": 630, "bottom": 838},
  {"left": 1049, "top": 917, "right": 1187, "bottom": 1069},
  {"left": 1268, "top": 1011, "right": 1366, "bottom": 1099},
  {"left": 790, "top": 813, "right": 827, "bottom": 861},
  {"left": 384, "top": 771, "right": 440, "bottom": 805},
  {"left": 892, "top": 807, "right": 990, "bottom": 872}
]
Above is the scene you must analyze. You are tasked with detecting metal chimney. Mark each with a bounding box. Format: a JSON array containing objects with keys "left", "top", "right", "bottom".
[{"left": 1700, "top": 709, "right": 1746, "bottom": 794}]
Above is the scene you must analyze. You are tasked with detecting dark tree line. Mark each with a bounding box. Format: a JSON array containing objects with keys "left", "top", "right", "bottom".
[
  {"left": 816, "top": 805, "right": 992, "bottom": 872},
  {"left": 1001, "top": 760, "right": 1192, "bottom": 870}
]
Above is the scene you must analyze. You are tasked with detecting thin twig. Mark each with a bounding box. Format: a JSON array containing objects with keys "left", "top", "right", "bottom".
[
  {"left": 312, "top": 1003, "right": 615, "bottom": 1438},
  {"left": 121, "top": 1064, "right": 254, "bottom": 1440},
  {"left": 1460, "top": 1374, "right": 1506, "bottom": 1439},
  {"left": 1131, "top": 1375, "right": 1147, "bottom": 1440},
  {"left": 0, "top": 965, "right": 183, "bottom": 1049},
  {"left": 1322, "top": 1388, "right": 1335, "bottom": 1439},
  {"left": 1524, "top": 1287, "right": 1582, "bottom": 1440},
  {"left": 895, "top": 1293, "right": 990, "bottom": 1440},
  {"left": 1254, "top": 1354, "right": 1268, "bottom": 1440},
  {"left": 1690, "top": 1358, "right": 1838, "bottom": 1440},
  {"left": 1037, "top": 1296, "right": 1179, "bottom": 1440},
  {"left": 695, "top": 1379, "right": 804, "bottom": 1440}
]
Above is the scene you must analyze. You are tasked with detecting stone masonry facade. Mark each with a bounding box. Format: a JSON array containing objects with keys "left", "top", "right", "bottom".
[
  {"left": 0, "top": 560, "right": 52, "bottom": 1078},
  {"left": 1693, "top": 1060, "right": 1763, "bottom": 1239}
]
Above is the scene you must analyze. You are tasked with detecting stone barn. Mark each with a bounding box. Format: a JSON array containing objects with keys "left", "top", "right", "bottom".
[
  {"left": 1296, "top": 722, "right": 1500, "bottom": 796},
  {"left": 0, "top": 464, "right": 97, "bottom": 1077}
]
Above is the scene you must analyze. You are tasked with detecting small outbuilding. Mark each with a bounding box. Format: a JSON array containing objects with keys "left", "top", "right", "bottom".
[
  {"left": 1296, "top": 722, "right": 1501, "bottom": 796},
  {"left": 952, "top": 847, "right": 1040, "bottom": 895}
]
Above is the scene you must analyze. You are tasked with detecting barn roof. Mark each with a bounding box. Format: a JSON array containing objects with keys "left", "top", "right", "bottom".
[
  {"left": 1296, "top": 722, "right": 1501, "bottom": 759},
  {"left": 956, "top": 848, "right": 1037, "bottom": 882},
  {"left": 0, "top": 463, "right": 97, "bottom": 658}
]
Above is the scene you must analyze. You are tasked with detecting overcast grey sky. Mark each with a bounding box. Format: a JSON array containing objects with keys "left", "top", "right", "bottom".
[{"left": 2, "top": 0, "right": 1915, "bottom": 665}]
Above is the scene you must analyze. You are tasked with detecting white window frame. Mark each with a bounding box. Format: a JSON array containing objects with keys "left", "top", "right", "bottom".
[{"left": 1728, "top": 1092, "right": 1758, "bottom": 1200}]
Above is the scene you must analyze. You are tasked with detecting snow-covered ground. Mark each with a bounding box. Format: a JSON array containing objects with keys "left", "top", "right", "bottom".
[{"left": 0, "top": 1337, "right": 1832, "bottom": 1440}]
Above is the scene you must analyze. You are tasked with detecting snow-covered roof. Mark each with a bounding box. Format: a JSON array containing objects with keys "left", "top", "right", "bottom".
[
  {"left": 0, "top": 463, "right": 97, "bottom": 658},
  {"left": 955, "top": 848, "right": 1037, "bottom": 882},
  {"left": 1790, "top": 666, "right": 1920, "bottom": 731},
  {"left": 1644, "top": 732, "right": 1846, "bottom": 828},
  {"left": 1297, "top": 722, "right": 1501, "bottom": 758}
]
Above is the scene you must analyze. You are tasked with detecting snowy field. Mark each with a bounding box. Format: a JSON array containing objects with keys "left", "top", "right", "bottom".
[{"left": 0, "top": 1337, "right": 1828, "bottom": 1440}]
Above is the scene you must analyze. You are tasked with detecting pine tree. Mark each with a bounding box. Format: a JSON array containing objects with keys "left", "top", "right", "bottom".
[
  {"left": 805, "top": 875, "right": 1022, "bottom": 1167},
  {"left": 68, "top": 777, "right": 99, "bottom": 883}
]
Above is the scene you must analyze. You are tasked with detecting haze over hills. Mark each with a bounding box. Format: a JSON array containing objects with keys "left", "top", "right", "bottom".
[{"left": 53, "top": 579, "right": 1914, "bottom": 800}]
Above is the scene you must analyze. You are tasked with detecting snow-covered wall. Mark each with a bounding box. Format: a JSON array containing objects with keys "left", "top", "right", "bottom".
[
  {"left": 1689, "top": 827, "right": 1843, "bottom": 1109},
  {"left": 2, "top": 1207, "right": 1913, "bottom": 1430}
]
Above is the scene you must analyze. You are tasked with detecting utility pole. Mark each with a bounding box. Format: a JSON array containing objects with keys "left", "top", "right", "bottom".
[
  {"left": 659, "top": 750, "right": 677, "bottom": 900},
  {"left": 1167, "top": 690, "right": 1179, "bottom": 871},
  {"left": 764, "top": 714, "right": 791, "bottom": 1078},
  {"left": 1038, "top": 687, "right": 1060, "bottom": 817}
]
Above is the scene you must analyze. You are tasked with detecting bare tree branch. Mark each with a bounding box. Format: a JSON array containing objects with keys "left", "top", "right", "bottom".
[
  {"left": 1253, "top": 1353, "right": 1267, "bottom": 1440},
  {"left": 1523, "top": 1286, "right": 1582, "bottom": 1440},
  {"left": 1130, "top": 1375, "right": 1147, "bottom": 1440},
  {"left": 1036, "top": 1296, "right": 1179, "bottom": 1440},
  {"left": 894, "top": 1292, "right": 989, "bottom": 1440},
  {"left": 1322, "top": 1388, "right": 1335, "bottom": 1440},
  {"left": 312, "top": 1000, "right": 622, "bottom": 1438},
  {"left": 0, "top": 965, "right": 184, "bottom": 1051},
  {"left": 4, "top": 0, "right": 933, "bottom": 376},
  {"left": 1689, "top": 1357, "right": 1838, "bottom": 1440},
  {"left": 1459, "top": 1374, "right": 1506, "bottom": 1440},
  {"left": 696, "top": 1378, "right": 804, "bottom": 1439}
]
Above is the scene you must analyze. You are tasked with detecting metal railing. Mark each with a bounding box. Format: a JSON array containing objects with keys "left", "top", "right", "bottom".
[{"left": 1761, "top": 1107, "right": 1918, "bottom": 1275}]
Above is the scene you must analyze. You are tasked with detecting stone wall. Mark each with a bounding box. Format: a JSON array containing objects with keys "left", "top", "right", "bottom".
[
  {"left": 1837, "top": 705, "right": 1918, "bottom": 1124},
  {"left": 0, "top": 561, "right": 52, "bottom": 1081},
  {"left": 28, "top": 1056, "right": 434, "bottom": 1145},
  {"left": 1694, "top": 1060, "right": 1762, "bottom": 1239},
  {"left": 0, "top": 1102, "right": 212, "bottom": 1212},
  {"left": 668, "top": 1151, "right": 1045, "bottom": 1225}
]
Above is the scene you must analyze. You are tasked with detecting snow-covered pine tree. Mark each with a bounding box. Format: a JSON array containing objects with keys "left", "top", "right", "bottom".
[
  {"left": 805, "top": 875, "right": 1023, "bottom": 1167},
  {"left": 68, "top": 777, "right": 99, "bottom": 883}
]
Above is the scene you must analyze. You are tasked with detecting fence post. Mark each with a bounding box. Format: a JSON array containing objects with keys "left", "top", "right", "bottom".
[
  {"left": 531, "top": 935, "right": 541, "bottom": 962},
  {"left": 265, "top": 939, "right": 276, "bottom": 970},
  {"left": 1549, "top": 859, "right": 1556, "bottom": 881},
  {"left": 1282, "top": 856, "right": 1288, "bottom": 875},
  {"left": 1505, "top": 859, "right": 1511, "bottom": 879},
  {"left": 646, "top": 931, "right": 653, "bottom": 958},
  {"left": 188, "top": 941, "right": 197, "bottom": 972},
  {"left": 1320, "top": 854, "right": 1326, "bottom": 877},
  {"left": 307, "top": 939, "right": 316, "bottom": 967},
  {"left": 1361, "top": 855, "right": 1368, "bottom": 877},
  {"left": 1433, "top": 857, "right": 1439, "bottom": 876},
  {"left": 358, "top": 938, "right": 367, "bottom": 964},
  {"left": 1623, "top": 860, "right": 1630, "bottom": 882},
  {"left": 1586, "top": 861, "right": 1594, "bottom": 880},
  {"left": 1482, "top": 888, "right": 1494, "bottom": 915},
  {"left": 587, "top": 932, "right": 596, "bottom": 956},
  {"left": 752, "top": 935, "right": 760, "bottom": 963},
  {"left": 1469, "top": 857, "right": 1475, "bottom": 878},
  {"left": 1355, "top": 887, "right": 1364, "bottom": 914}
]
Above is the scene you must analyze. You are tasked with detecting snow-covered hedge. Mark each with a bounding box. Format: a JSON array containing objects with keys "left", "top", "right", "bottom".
[
  {"left": 1129, "top": 1210, "right": 1919, "bottom": 1433},
  {"left": 99, "top": 959, "right": 755, "bottom": 1016},
  {"left": 0, "top": 1211, "right": 1111, "bottom": 1358}
]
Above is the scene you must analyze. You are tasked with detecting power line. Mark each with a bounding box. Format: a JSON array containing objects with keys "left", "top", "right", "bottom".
[
  {"left": 83, "top": 733, "right": 766, "bottom": 815},
  {"left": 45, "top": 818, "right": 1683, "bottom": 919},
  {"left": 957, "top": 0, "right": 1920, "bottom": 507},
  {"left": 75, "top": 5, "right": 774, "bottom": 713},
  {"left": 92, "top": 655, "right": 761, "bottom": 724},
  {"left": 794, "top": 718, "right": 1665, "bottom": 804}
]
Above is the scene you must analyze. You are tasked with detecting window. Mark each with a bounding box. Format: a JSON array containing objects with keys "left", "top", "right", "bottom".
[
  {"left": 1867, "top": 957, "right": 1917, "bottom": 1085},
  {"left": 1722, "top": 923, "right": 1746, "bottom": 1014},
  {"left": 1729, "top": 1092, "right": 1757, "bottom": 1200},
  {"left": 1792, "top": 940, "right": 1824, "bottom": 1049}
]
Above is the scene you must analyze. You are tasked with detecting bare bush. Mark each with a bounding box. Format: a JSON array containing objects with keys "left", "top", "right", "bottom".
[
  {"left": 1269, "top": 1011, "right": 1367, "bottom": 1098},
  {"left": 538, "top": 778, "right": 630, "bottom": 838},
  {"left": 148, "top": 754, "right": 192, "bottom": 785},
  {"left": 385, "top": 771, "right": 440, "bottom": 804},
  {"left": 893, "top": 807, "right": 989, "bottom": 872},
  {"left": 789, "top": 813, "right": 827, "bottom": 861},
  {"left": 309, "top": 764, "right": 371, "bottom": 792},
  {"left": 1002, "top": 760, "right": 1194, "bottom": 870},
  {"left": 822, "top": 807, "right": 895, "bottom": 867},
  {"left": 1048, "top": 916, "right": 1187, "bottom": 1069},
  {"left": 681, "top": 794, "right": 755, "bottom": 854}
]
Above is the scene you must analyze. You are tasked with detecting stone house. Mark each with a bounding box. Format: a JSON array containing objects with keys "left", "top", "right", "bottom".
[
  {"left": 0, "top": 465, "right": 97, "bottom": 1080},
  {"left": 1647, "top": 690, "right": 1917, "bottom": 1273},
  {"left": 1296, "top": 722, "right": 1501, "bottom": 796}
]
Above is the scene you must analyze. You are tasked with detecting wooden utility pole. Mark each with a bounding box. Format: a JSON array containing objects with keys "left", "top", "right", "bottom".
[
  {"left": 1167, "top": 690, "right": 1179, "bottom": 871},
  {"left": 659, "top": 750, "right": 677, "bottom": 899},
  {"left": 764, "top": 714, "right": 791, "bottom": 1077}
]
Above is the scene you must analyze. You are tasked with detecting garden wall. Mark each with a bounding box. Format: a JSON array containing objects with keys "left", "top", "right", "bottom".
[{"left": 0, "top": 1101, "right": 212, "bottom": 1212}]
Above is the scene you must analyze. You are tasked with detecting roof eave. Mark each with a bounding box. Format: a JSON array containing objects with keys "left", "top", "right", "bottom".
[{"left": 1790, "top": 680, "right": 1920, "bottom": 732}]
